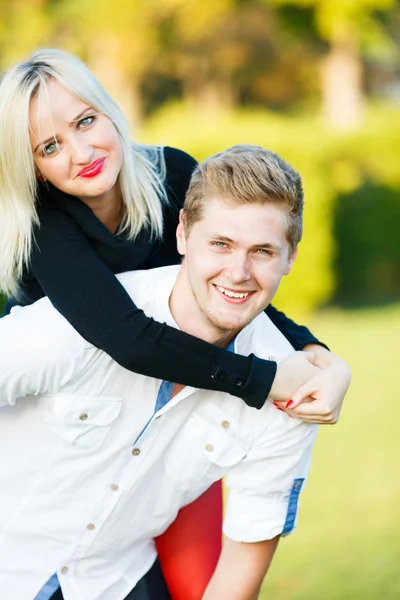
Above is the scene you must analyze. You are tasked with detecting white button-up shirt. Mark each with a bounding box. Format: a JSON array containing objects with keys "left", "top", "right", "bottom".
[{"left": 0, "top": 265, "right": 317, "bottom": 600}]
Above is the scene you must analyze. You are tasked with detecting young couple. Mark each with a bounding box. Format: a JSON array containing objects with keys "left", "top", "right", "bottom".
[{"left": 0, "top": 49, "right": 351, "bottom": 600}]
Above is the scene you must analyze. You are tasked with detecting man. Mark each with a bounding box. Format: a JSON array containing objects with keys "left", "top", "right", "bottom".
[{"left": 0, "top": 145, "right": 348, "bottom": 600}]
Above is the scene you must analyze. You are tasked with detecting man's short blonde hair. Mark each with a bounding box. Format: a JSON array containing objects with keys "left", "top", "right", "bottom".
[{"left": 183, "top": 144, "right": 304, "bottom": 253}]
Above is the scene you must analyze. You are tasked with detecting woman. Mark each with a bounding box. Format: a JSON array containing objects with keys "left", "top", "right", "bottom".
[{"left": 0, "top": 49, "right": 347, "bottom": 600}]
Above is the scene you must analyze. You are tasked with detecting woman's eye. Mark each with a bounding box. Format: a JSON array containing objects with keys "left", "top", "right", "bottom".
[
  {"left": 42, "top": 141, "right": 59, "bottom": 156},
  {"left": 78, "top": 115, "right": 96, "bottom": 129}
]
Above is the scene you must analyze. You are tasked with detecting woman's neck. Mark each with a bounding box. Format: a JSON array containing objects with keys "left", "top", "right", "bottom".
[{"left": 79, "top": 188, "right": 124, "bottom": 234}]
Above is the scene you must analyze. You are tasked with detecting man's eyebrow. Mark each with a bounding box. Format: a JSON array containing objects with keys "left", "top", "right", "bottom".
[
  {"left": 209, "top": 235, "right": 281, "bottom": 251},
  {"left": 249, "top": 242, "right": 282, "bottom": 251},
  {"left": 209, "top": 235, "right": 235, "bottom": 243},
  {"left": 33, "top": 108, "right": 95, "bottom": 153}
]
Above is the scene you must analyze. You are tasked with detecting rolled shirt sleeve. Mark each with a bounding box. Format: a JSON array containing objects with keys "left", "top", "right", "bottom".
[
  {"left": 0, "top": 299, "right": 86, "bottom": 406},
  {"left": 223, "top": 414, "right": 318, "bottom": 543}
]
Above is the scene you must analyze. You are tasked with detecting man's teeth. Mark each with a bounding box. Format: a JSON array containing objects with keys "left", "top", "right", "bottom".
[{"left": 216, "top": 285, "right": 250, "bottom": 299}]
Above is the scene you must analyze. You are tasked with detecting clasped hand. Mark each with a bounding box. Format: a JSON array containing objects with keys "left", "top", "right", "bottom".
[{"left": 269, "top": 345, "right": 351, "bottom": 425}]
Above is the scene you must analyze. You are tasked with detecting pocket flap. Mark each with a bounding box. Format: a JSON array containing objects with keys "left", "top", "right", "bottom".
[
  {"left": 45, "top": 395, "right": 122, "bottom": 447},
  {"left": 49, "top": 396, "right": 122, "bottom": 426},
  {"left": 203, "top": 429, "right": 248, "bottom": 467}
]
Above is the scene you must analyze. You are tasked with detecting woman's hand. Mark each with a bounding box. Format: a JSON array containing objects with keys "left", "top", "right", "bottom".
[
  {"left": 268, "top": 351, "right": 319, "bottom": 401},
  {"left": 273, "top": 345, "right": 351, "bottom": 424}
]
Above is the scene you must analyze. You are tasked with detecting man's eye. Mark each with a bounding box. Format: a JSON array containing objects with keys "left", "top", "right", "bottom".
[
  {"left": 42, "top": 141, "right": 59, "bottom": 156},
  {"left": 257, "top": 249, "right": 271, "bottom": 256},
  {"left": 78, "top": 115, "right": 96, "bottom": 129},
  {"left": 212, "top": 241, "right": 227, "bottom": 248}
]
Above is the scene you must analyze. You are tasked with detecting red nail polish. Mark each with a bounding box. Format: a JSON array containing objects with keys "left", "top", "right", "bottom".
[
  {"left": 286, "top": 400, "right": 294, "bottom": 409},
  {"left": 276, "top": 407, "right": 285, "bottom": 412}
]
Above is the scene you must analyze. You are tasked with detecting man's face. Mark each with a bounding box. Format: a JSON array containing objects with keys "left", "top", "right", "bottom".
[{"left": 175, "top": 197, "right": 297, "bottom": 344}]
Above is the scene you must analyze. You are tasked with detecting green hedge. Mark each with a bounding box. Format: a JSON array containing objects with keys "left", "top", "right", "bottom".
[{"left": 334, "top": 182, "right": 400, "bottom": 305}]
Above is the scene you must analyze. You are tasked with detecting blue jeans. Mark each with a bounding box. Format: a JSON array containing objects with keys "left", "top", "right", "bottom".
[{"left": 48, "top": 558, "right": 171, "bottom": 600}]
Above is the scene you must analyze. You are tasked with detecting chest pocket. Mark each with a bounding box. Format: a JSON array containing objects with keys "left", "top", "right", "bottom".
[
  {"left": 165, "top": 410, "right": 249, "bottom": 486},
  {"left": 45, "top": 395, "right": 122, "bottom": 450}
]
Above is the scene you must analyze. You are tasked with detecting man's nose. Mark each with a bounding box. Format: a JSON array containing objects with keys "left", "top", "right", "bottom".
[{"left": 226, "top": 252, "right": 251, "bottom": 283}]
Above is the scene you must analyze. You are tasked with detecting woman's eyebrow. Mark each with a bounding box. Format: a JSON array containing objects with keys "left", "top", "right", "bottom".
[
  {"left": 69, "top": 107, "right": 94, "bottom": 124},
  {"left": 33, "top": 136, "right": 56, "bottom": 153},
  {"left": 33, "top": 108, "right": 95, "bottom": 152}
]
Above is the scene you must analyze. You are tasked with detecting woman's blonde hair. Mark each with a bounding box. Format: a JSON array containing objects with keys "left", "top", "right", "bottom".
[{"left": 0, "top": 48, "right": 167, "bottom": 297}]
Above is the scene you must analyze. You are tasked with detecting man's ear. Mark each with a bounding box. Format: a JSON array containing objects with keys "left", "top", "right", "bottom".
[
  {"left": 284, "top": 247, "right": 298, "bottom": 275},
  {"left": 176, "top": 210, "right": 187, "bottom": 256}
]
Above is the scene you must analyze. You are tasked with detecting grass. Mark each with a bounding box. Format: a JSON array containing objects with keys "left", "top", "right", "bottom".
[{"left": 258, "top": 303, "right": 400, "bottom": 599}]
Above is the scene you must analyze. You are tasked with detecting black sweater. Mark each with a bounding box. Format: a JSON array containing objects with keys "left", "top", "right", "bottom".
[{"left": 8, "top": 147, "right": 323, "bottom": 409}]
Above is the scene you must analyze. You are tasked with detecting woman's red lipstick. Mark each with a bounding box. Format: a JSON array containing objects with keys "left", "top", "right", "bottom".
[{"left": 78, "top": 158, "right": 106, "bottom": 178}]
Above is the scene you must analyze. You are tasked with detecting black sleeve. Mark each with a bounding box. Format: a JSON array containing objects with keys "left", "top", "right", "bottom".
[
  {"left": 265, "top": 305, "right": 329, "bottom": 351},
  {"left": 29, "top": 204, "right": 275, "bottom": 410}
]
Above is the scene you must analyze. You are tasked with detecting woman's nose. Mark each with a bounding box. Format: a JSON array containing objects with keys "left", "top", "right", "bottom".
[{"left": 69, "top": 137, "right": 94, "bottom": 165}]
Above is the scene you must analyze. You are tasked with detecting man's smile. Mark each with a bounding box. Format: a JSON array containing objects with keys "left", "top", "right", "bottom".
[{"left": 213, "top": 284, "right": 256, "bottom": 303}]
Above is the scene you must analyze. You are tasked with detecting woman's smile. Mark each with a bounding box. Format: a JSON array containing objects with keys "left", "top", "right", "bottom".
[{"left": 77, "top": 157, "right": 106, "bottom": 178}]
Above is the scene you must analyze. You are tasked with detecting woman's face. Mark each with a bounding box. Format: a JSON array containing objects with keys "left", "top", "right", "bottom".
[{"left": 29, "top": 78, "right": 124, "bottom": 206}]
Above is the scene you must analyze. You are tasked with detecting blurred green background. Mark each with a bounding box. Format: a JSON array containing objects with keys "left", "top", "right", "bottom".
[{"left": 1, "top": 0, "right": 399, "bottom": 597}]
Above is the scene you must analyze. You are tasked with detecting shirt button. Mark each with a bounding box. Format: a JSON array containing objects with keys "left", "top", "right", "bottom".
[
  {"left": 221, "top": 420, "right": 230, "bottom": 429},
  {"left": 205, "top": 444, "right": 214, "bottom": 452},
  {"left": 79, "top": 413, "right": 88, "bottom": 421},
  {"left": 268, "top": 355, "right": 276, "bottom": 361},
  {"left": 235, "top": 378, "right": 244, "bottom": 387},
  {"left": 60, "top": 567, "right": 68, "bottom": 575},
  {"left": 87, "top": 523, "right": 96, "bottom": 531},
  {"left": 110, "top": 483, "right": 119, "bottom": 491},
  {"left": 294, "top": 481, "right": 302, "bottom": 489},
  {"left": 132, "top": 448, "right": 141, "bottom": 456}
]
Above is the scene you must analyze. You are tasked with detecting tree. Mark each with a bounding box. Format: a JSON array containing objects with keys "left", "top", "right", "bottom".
[
  {"left": 272, "top": 0, "right": 396, "bottom": 129},
  {"left": 154, "top": 0, "right": 241, "bottom": 113},
  {"left": 0, "top": 0, "right": 54, "bottom": 67},
  {"left": 52, "top": 0, "right": 168, "bottom": 131}
]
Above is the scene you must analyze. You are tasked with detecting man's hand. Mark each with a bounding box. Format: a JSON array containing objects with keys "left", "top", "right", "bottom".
[
  {"left": 202, "top": 536, "right": 279, "bottom": 600},
  {"left": 269, "top": 351, "right": 320, "bottom": 401},
  {"left": 273, "top": 345, "right": 351, "bottom": 424}
]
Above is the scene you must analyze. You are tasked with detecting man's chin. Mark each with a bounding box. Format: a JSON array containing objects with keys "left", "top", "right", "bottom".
[{"left": 208, "top": 314, "right": 252, "bottom": 335}]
